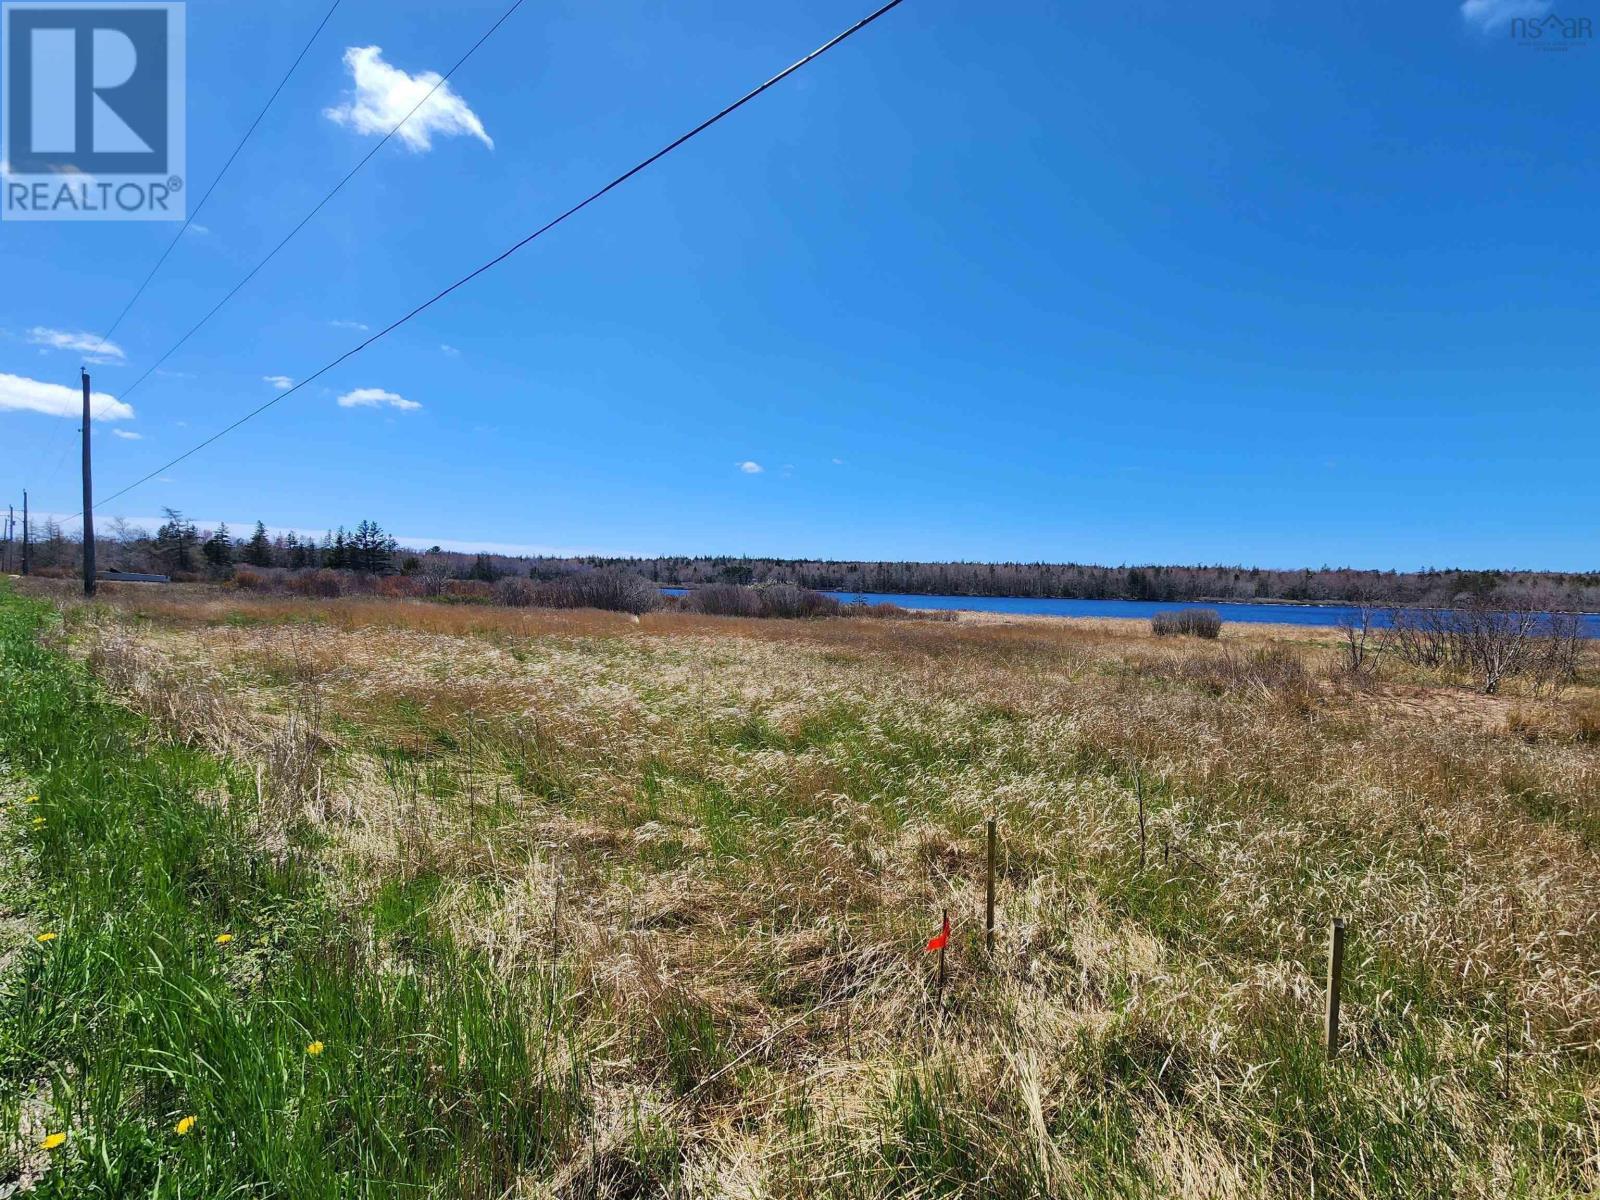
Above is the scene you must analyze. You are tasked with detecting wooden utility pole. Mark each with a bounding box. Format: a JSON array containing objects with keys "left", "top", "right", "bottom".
[
  {"left": 20, "top": 490, "right": 27, "bottom": 575},
  {"left": 80, "top": 371, "right": 95, "bottom": 596},
  {"left": 4, "top": 505, "right": 11, "bottom": 572}
]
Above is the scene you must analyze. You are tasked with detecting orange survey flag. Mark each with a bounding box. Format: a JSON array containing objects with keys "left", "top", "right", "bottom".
[{"left": 925, "top": 912, "right": 950, "bottom": 952}]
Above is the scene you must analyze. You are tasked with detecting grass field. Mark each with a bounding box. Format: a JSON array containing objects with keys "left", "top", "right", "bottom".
[{"left": 1, "top": 581, "right": 1597, "bottom": 1197}]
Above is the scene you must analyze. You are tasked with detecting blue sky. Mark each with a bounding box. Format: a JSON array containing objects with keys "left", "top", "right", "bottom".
[{"left": 2, "top": 0, "right": 1595, "bottom": 568}]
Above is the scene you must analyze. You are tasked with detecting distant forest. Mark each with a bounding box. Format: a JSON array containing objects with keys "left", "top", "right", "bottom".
[
  {"left": 7, "top": 513, "right": 1599, "bottom": 610},
  {"left": 538, "top": 556, "right": 1600, "bottom": 610}
]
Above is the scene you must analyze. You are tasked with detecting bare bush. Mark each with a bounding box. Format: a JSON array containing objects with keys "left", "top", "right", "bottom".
[
  {"left": 494, "top": 570, "right": 659, "bottom": 615},
  {"left": 1390, "top": 601, "right": 1584, "bottom": 694},
  {"left": 492, "top": 576, "right": 540, "bottom": 607},
  {"left": 1151, "top": 608, "right": 1222, "bottom": 639},
  {"left": 1335, "top": 603, "right": 1391, "bottom": 678},
  {"left": 685, "top": 583, "right": 841, "bottom": 619},
  {"left": 285, "top": 569, "right": 344, "bottom": 599}
]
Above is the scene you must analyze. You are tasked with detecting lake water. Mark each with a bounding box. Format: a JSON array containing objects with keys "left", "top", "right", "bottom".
[{"left": 662, "top": 589, "right": 1600, "bottom": 636}]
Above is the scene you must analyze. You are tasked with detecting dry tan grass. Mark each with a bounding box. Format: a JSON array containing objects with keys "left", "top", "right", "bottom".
[{"left": 35, "top": 582, "right": 1600, "bottom": 1197}]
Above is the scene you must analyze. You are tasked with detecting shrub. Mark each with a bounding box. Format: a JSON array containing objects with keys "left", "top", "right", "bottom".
[
  {"left": 750, "top": 584, "right": 842, "bottom": 619},
  {"left": 374, "top": 575, "right": 427, "bottom": 600},
  {"left": 442, "top": 580, "right": 494, "bottom": 602},
  {"left": 542, "top": 570, "right": 660, "bottom": 615},
  {"left": 685, "top": 584, "right": 841, "bottom": 619},
  {"left": 686, "top": 585, "right": 761, "bottom": 618},
  {"left": 493, "top": 570, "right": 659, "bottom": 615},
  {"left": 493, "top": 577, "right": 540, "bottom": 607},
  {"left": 1152, "top": 608, "right": 1222, "bottom": 639},
  {"left": 285, "top": 569, "right": 344, "bottom": 599}
]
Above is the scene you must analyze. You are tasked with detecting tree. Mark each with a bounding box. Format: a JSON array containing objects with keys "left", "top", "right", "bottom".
[
  {"left": 243, "top": 520, "right": 274, "bottom": 567},
  {"left": 202, "top": 523, "right": 234, "bottom": 574},
  {"left": 348, "top": 520, "right": 397, "bottom": 575},
  {"left": 155, "top": 508, "right": 199, "bottom": 573}
]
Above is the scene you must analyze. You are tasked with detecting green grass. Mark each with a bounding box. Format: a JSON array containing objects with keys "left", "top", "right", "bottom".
[{"left": 0, "top": 591, "right": 586, "bottom": 1197}]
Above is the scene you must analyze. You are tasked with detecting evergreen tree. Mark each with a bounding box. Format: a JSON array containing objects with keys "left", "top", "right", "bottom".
[
  {"left": 202, "top": 523, "right": 233, "bottom": 573},
  {"left": 329, "top": 528, "right": 348, "bottom": 570},
  {"left": 347, "top": 520, "right": 391, "bottom": 575},
  {"left": 469, "top": 553, "right": 498, "bottom": 582},
  {"left": 243, "top": 520, "right": 274, "bottom": 567},
  {"left": 155, "top": 508, "right": 199, "bottom": 573}
]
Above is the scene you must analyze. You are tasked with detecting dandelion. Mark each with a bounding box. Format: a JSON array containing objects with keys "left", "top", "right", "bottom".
[
  {"left": 305, "top": 1040, "right": 325, "bottom": 1056},
  {"left": 31, "top": 816, "right": 44, "bottom": 827},
  {"left": 24, "top": 795, "right": 37, "bottom": 804},
  {"left": 40, "top": 1132, "right": 66, "bottom": 1150},
  {"left": 174, "top": 1115, "right": 196, "bottom": 1136},
  {"left": 35, "top": 932, "right": 56, "bottom": 944},
  {"left": 214, "top": 933, "right": 234, "bottom": 946}
]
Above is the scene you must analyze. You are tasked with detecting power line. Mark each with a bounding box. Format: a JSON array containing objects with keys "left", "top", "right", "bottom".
[
  {"left": 93, "top": 0, "right": 345, "bottom": 356},
  {"left": 115, "top": 0, "right": 534, "bottom": 402},
  {"left": 85, "top": 0, "right": 908, "bottom": 518}
]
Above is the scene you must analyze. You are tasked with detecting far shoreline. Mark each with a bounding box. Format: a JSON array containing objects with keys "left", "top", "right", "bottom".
[{"left": 660, "top": 584, "right": 1600, "bottom": 619}]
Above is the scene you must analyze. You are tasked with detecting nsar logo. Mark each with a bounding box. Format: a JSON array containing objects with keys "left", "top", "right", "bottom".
[{"left": 1509, "top": 12, "right": 1593, "bottom": 49}]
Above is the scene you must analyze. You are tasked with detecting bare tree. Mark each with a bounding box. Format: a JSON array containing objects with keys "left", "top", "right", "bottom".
[{"left": 1455, "top": 600, "right": 1543, "bottom": 695}]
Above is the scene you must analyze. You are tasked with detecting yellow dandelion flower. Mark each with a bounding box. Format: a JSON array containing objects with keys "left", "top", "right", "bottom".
[
  {"left": 174, "top": 1115, "right": 196, "bottom": 1136},
  {"left": 24, "top": 796, "right": 37, "bottom": 804},
  {"left": 35, "top": 932, "right": 56, "bottom": 944},
  {"left": 41, "top": 1132, "right": 66, "bottom": 1151},
  {"left": 214, "top": 933, "right": 234, "bottom": 946},
  {"left": 31, "top": 817, "right": 45, "bottom": 827},
  {"left": 305, "top": 1040, "right": 325, "bottom": 1057}
]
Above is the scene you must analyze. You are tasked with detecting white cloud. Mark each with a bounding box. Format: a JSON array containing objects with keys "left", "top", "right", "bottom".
[
  {"left": 27, "top": 326, "right": 125, "bottom": 364},
  {"left": 736, "top": 461, "right": 763, "bottom": 474},
  {"left": 337, "top": 386, "right": 421, "bottom": 411},
  {"left": 329, "top": 319, "right": 369, "bottom": 332},
  {"left": 832, "top": 457, "right": 846, "bottom": 465},
  {"left": 440, "top": 344, "right": 460, "bottom": 356},
  {"left": 0, "top": 372, "right": 133, "bottom": 420},
  {"left": 1460, "top": 0, "right": 1550, "bottom": 30},
  {"left": 111, "top": 429, "right": 143, "bottom": 440},
  {"left": 188, "top": 223, "right": 211, "bottom": 236},
  {"left": 324, "top": 46, "right": 493, "bottom": 153},
  {"left": 263, "top": 375, "right": 293, "bottom": 390}
]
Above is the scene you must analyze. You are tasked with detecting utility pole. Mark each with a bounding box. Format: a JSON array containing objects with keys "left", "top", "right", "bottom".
[
  {"left": 81, "top": 370, "right": 95, "bottom": 596},
  {"left": 20, "top": 490, "right": 28, "bottom": 576},
  {"left": 4, "top": 505, "right": 12, "bottom": 573}
]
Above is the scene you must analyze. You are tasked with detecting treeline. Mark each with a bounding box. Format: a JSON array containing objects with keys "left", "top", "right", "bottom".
[
  {"left": 9, "top": 515, "right": 1599, "bottom": 611},
  {"left": 10, "top": 510, "right": 405, "bottom": 579},
  {"left": 515, "top": 556, "right": 1600, "bottom": 611}
]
